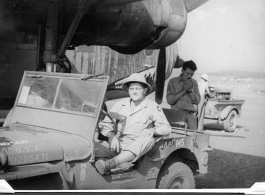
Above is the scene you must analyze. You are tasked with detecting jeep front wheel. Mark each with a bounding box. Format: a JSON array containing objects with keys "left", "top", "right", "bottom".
[{"left": 157, "top": 162, "right": 195, "bottom": 189}]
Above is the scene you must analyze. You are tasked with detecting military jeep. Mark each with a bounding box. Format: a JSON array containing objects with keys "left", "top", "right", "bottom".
[{"left": 0, "top": 71, "right": 211, "bottom": 190}]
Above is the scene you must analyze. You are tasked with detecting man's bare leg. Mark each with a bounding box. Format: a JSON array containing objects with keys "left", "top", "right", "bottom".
[{"left": 113, "top": 151, "right": 136, "bottom": 165}]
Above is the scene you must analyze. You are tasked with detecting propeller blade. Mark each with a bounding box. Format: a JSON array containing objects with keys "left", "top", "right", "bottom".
[
  {"left": 183, "top": 0, "right": 208, "bottom": 13},
  {"left": 155, "top": 48, "right": 166, "bottom": 104}
]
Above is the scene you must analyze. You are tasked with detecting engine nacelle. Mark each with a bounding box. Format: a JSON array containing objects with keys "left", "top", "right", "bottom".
[
  {"left": 73, "top": 0, "right": 188, "bottom": 54},
  {"left": 146, "top": 0, "right": 188, "bottom": 49}
]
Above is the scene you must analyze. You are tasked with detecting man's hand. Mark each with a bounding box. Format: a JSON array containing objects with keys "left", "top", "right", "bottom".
[
  {"left": 140, "top": 129, "right": 154, "bottom": 138},
  {"left": 108, "top": 132, "right": 120, "bottom": 153},
  {"left": 183, "top": 80, "right": 193, "bottom": 92}
]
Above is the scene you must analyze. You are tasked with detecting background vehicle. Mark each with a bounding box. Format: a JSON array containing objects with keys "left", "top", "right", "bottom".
[
  {"left": 204, "top": 86, "right": 245, "bottom": 132},
  {"left": 0, "top": 71, "right": 211, "bottom": 190}
]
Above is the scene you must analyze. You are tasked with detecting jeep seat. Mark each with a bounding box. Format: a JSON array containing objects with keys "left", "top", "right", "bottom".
[{"left": 162, "top": 108, "right": 188, "bottom": 129}]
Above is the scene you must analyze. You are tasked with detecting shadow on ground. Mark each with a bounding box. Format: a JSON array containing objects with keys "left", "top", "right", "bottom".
[
  {"left": 204, "top": 122, "right": 248, "bottom": 133},
  {"left": 195, "top": 149, "right": 265, "bottom": 189}
]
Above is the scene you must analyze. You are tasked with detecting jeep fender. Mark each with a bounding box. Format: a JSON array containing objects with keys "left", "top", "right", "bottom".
[{"left": 219, "top": 106, "right": 239, "bottom": 122}]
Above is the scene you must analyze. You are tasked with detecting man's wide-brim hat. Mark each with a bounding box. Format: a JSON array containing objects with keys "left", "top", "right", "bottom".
[
  {"left": 122, "top": 73, "right": 152, "bottom": 94},
  {"left": 201, "top": 74, "right": 209, "bottom": 81}
]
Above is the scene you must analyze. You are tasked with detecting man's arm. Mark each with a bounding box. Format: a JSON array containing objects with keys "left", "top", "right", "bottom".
[
  {"left": 166, "top": 79, "right": 186, "bottom": 105},
  {"left": 148, "top": 104, "right": 172, "bottom": 136},
  {"left": 187, "top": 80, "right": 201, "bottom": 105},
  {"left": 205, "top": 82, "right": 211, "bottom": 94}
]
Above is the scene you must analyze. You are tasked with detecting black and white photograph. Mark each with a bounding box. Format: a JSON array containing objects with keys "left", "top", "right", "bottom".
[{"left": 0, "top": 0, "right": 264, "bottom": 193}]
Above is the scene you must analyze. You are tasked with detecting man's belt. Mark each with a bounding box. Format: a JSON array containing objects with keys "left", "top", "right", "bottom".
[
  {"left": 174, "top": 108, "right": 196, "bottom": 115},
  {"left": 185, "top": 111, "right": 196, "bottom": 114}
]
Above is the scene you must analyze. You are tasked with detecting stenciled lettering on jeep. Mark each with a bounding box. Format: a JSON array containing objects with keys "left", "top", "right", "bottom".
[
  {"left": 159, "top": 138, "right": 185, "bottom": 150},
  {"left": 1, "top": 144, "right": 48, "bottom": 165},
  {"left": 10, "top": 153, "right": 49, "bottom": 165},
  {"left": 1, "top": 145, "right": 43, "bottom": 154}
]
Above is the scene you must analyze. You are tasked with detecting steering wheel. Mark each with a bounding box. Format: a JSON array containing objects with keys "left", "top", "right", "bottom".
[{"left": 100, "top": 109, "right": 117, "bottom": 132}]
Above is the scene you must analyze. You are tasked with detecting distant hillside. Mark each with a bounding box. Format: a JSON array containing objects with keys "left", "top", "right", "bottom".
[{"left": 208, "top": 70, "right": 265, "bottom": 79}]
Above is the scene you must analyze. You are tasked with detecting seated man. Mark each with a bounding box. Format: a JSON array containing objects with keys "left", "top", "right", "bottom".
[{"left": 95, "top": 73, "right": 171, "bottom": 175}]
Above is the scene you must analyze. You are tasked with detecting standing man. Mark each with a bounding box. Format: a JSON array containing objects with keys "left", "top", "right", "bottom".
[
  {"left": 197, "top": 74, "right": 211, "bottom": 130},
  {"left": 95, "top": 73, "right": 171, "bottom": 175},
  {"left": 166, "top": 60, "right": 201, "bottom": 130}
]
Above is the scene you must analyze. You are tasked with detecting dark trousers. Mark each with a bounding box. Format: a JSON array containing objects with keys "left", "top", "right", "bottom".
[{"left": 172, "top": 108, "right": 197, "bottom": 130}]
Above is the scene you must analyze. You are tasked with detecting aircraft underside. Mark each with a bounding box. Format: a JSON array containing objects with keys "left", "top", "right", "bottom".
[{"left": 0, "top": 0, "right": 207, "bottom": 104}]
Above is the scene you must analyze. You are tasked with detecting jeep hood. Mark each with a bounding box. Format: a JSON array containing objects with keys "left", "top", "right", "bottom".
[{"left": 0, "top": 124, "right": 91, "bottom": 166}]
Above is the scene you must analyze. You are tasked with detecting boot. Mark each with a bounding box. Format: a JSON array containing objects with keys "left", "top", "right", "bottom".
[{"left": 95, "top": 158, "right": 116, "bottom": 175}]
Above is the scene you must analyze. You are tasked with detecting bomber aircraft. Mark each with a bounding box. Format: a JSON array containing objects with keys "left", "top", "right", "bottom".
[{"left": 0, "top": 0, "right": 208, "bottom": 106}]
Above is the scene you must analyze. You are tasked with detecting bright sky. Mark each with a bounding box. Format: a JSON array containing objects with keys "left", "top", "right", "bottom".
[{"left": 179, "top": 0, "right": 265, "bottom": 73}]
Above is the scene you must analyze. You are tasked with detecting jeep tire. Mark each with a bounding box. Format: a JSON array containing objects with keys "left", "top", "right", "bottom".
[
  {"left": 156, "top": 162, "right": 195, "bottom": 189},
  {"left": 223, "top": 110, "right": 237, "bottom": 132}
]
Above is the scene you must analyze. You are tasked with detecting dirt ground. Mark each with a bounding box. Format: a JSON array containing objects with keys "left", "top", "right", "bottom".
[
  {"left": 195, "top": 76, "right": 265, "bottom": 189},
  {"left": 148, "top": 73, "right": 265, "bottom": 189}
]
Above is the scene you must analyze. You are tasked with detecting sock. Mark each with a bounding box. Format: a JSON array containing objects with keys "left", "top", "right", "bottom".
[{"left": 105, "top": 158, "right": 117, "bottom": 170}]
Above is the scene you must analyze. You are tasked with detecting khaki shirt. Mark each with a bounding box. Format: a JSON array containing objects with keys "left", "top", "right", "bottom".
[{"left": 99, "top": 98, "right": 171, "bottom": 139}]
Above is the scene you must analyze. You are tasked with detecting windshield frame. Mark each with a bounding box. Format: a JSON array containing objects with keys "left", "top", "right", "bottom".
[{"left": 15, "top": 71, "right": 109, "bottom": 118}]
